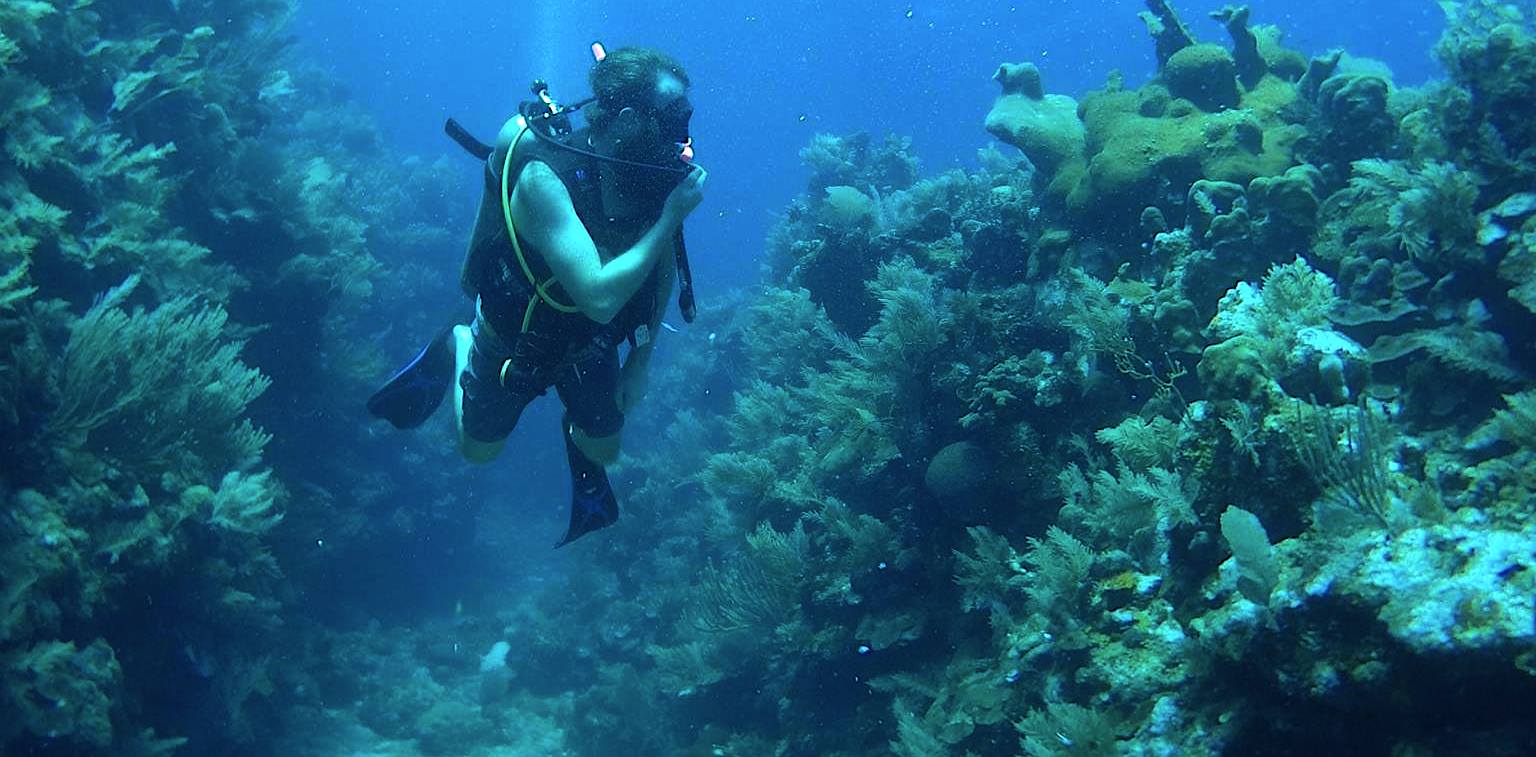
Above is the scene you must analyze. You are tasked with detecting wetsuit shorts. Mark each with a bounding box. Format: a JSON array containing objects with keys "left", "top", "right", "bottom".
[{"left": 458, "top": 306, "right": 624, "bottom": 443}]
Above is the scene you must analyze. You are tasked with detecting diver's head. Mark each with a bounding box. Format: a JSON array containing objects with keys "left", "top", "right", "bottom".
[{"left": 586, "top": 47, "right": 692, "bottom": 161}]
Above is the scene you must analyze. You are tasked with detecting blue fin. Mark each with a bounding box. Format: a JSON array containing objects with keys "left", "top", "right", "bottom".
[
  {"left": 556, "top": 422, "right": 620, "bottom": 547},
  {"left": 367, "top": 327, "right": 455, "bottom": 430}
]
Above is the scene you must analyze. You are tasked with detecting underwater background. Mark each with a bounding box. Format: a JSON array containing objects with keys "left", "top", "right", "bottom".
[{"left": 2, "top": 0, "right": 1535, "bottom": 754}]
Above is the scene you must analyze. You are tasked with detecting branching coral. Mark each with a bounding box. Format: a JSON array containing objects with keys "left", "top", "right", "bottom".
[
  {"left": 689, "top": 522, "right": 809, "bottom": 634},
  {"left": 1207, "top": 257, "right": 1338, "bottom": 344},
  {"left": 796, "top": 262, "right": 949, "bottom": 479},
  {"left": 1059, "top": 462, "right": 1197, "bottom": 569},
  {"left": 646, "top": 641, "right": 725, "bottom": 695},
  {"left": 1289, "top": 399, "right": 1406, "bottom": 532},
  {"left": 808, "top": 497, "right": 911, "bottom": 604},
  {"left": 274, "top": 156, "right": 384, "bottom": 306},
  {"left": 960, "top": 350, "right": 1072, "bottom": 428},
  {"left": 698, "top": 450, "right": 780, "bottom": 511},
  {"left": 0, "top": 178, "right": 68, "bottom": 263},
  {"left": 722, "top": 380, "right": 809, "bottom": 460},
  {"left": 50, "top": 133, "right": 238, "bottom": 298},
  {"left": 890, "top": 704, "right": 951, "bottom": 757},
  {"left": 801, "top": 363, "right": 904, "bottom": 479},
  {"left": 1256, "top": 256, "right": 1341, "bottom": 325},
  {"left": 1324, "top": 159, "right": 1483, "bottom": 271},
  {"left": 1203, "top": 257, "right": 1364, "bottom": 403},
  {"left": 878, "top": 658, "right": 1022, "bottom": 751},
  {"left": 798, "top": 132, "right": 920, "bottom": 195},
  {"left": 1017, "top": 701, "right": 1121, "bottom": 757},
  {"left": 1220, "top": 401, "right": 1265, "bottom": 465},
  {"left": 860, "top": 258, "right": 951, "bottom": 374},
  {"left": 1367, "top": 322, "right": 1525, "bottom": 384},
  {"left": 734, "top": 287, "right": 846, "bottom": 384},
  {"left": 1021, "top": 527, "right": 1098, "bottom": 624},
  {"left": 46, "top": 278, "right": 272, "bottom": 479},
  {"left": 206, "top": 470, "right": 286, "bottom": 534},
  {"left": 1387, "top": 161, "right": 1482, "bottom": 267},
  {"left": 1064, "top": 269, "right": 1188, "bottom": 403},
  {"left": 1471, "top": 391, "right": 1536, "bottom": 451},
  {"left": 1063, "top": 269, "right": 1136, "bottom": 360},
  {"left": 954, "top": 526, "right": 1027, "bottom": 613},
  {"left": 0, "top": 2, "right": 64, "bottom": 169},
  {"left": 1095, "top": 416, "right": 1182, "bottom": 471},
  {"left": 107, "top": 26, "right": 218, "bottom": 114},
  {"left": 0, "top": 184, "right": 63, "bottom": 315},
  {"left": 0, "top": 260, "right": 36, "bottom": 311}
]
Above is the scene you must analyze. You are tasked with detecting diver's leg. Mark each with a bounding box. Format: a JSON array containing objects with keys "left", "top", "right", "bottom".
[
  {"left": 454, "top": 324, "right": 503, "bottom": 463},
  {"left": 554, "top": 348, "right": 625, "bottom": 466},
  {"left": 455, "top": 304, "right": 542, "bottom": 464},
  {"left": 551, "top": 348, "right": 625, "bottom": 546},
  {"left": 570, "top": 425, "right": 621, "bottom": 467}
]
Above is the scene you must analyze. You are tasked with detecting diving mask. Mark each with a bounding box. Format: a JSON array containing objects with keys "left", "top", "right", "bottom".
[{"left": 653, "top": 97, "right": 693, "bottom": 145}]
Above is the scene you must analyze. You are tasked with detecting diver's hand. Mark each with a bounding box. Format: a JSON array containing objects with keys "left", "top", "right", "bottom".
[
  {"left": 662, "top": 165, "right": 708, "bottom": 223},
  {"left": 617, "top": 346, "right": 653, "bottom": 413},
  {"left": 616, "top": 372, "right": 648, "bottom": 414}
]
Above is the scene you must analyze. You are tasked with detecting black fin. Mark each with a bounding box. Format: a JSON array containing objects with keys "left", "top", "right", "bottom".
[
  {"left": 555, "top": 422, "right": 620, "bottom": 547},
  {"left": 366, "top": 327, "right": 455, "bottom": 430}
]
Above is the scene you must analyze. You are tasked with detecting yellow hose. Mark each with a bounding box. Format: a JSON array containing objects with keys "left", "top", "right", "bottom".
[{"left": 501, "top": 120, "right": 581, "bottom": 328}]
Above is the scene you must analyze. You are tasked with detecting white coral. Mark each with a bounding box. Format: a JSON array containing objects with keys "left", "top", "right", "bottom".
[{"left": 208, "top": 470, "right": 284, "bottom": 534}]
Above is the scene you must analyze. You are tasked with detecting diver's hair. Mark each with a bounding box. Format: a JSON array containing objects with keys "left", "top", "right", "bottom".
[{"left": 587, "top": 47, "right": 689, "bottom": 132}]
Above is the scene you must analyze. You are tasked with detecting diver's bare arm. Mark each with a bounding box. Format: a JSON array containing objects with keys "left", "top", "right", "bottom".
[{"left": 512, "top": 162, "right": 681, "bottom": 325}]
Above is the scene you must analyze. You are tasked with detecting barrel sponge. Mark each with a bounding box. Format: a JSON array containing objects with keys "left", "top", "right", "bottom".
[
  {"left": 984, "top": 62, "right": 1086, "bottom": 176},
  {"left": 924, "top": 441, "right": 992, "bottom": 501},
  {"left": 1164, "top": 43, "right": 1241, "bottom": 111}
]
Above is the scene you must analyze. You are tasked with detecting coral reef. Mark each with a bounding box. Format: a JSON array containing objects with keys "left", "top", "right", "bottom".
[
  {"left": 5, "top": 0, "right": 1536, "bottom": 754},
  {"left": 988, "top": 2, "right": 1322, "bottom": 224},
  {"left": 1, "top": 0, "right": 466, "bottom": 753},
  {"left": 984, "top": 62, "right": 1086, "bottom": 184},
  {"left": 444, "top": 2, "right": 1536, "bottom": 755}
]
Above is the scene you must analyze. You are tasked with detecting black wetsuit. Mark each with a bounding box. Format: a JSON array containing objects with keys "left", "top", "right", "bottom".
[{"left": 458, "top": 126, "right": 664, "bottom": 443}]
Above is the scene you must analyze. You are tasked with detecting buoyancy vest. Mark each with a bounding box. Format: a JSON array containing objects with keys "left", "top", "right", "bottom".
[{"left": 462, "top": 123, "right": 663, "bottom": 356}]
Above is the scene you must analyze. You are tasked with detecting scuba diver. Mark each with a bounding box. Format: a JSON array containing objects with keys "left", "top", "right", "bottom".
[{"left": 366, "top": 45, "right": 708, "bottom": 546}]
